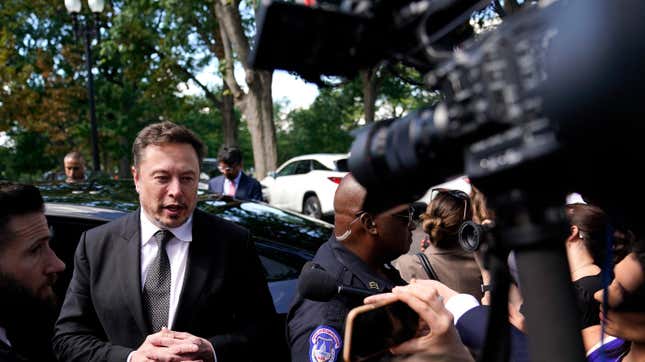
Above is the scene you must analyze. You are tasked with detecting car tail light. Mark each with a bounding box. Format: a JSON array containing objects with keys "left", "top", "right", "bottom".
[{"left": 328, "top": 177, "right": 342, "bottom": 184}]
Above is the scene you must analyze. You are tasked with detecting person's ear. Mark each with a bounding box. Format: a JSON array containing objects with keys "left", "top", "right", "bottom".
[
  {"left": 360, "top": 214, "right": 378, "bottom": 234},
  {"left": 566, "top": 225, "right": 579, "bottom": 243},
  {"left": 132, "top": 166, "right": 141, "bottom": 193}
]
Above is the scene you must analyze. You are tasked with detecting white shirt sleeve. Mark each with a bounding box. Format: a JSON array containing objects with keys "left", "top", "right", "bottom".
[{"left": 444, "top": 293, "right": 481, "bottom": 325}]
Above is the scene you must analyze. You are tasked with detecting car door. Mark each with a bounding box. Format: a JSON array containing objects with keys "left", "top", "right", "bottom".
[
  {"left": 273, "top": 160, "right": 312, "bottom": 212},
  {"left": 269, "top": 160, "right": 300, "bottom": 209},
  {"left": 46, "top": 215, "right": 107, "bottom": 300}
]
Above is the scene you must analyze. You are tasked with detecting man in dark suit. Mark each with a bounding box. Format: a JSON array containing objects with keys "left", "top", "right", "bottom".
[
  {"left": 53, "top": 122, "right": 277, "bottom": 362},
  {"left": 207, "top": 147, "right": 263, "bottom": 201},
  {"left": 0, "top": 183, "right": 66, "bottom": 362}
]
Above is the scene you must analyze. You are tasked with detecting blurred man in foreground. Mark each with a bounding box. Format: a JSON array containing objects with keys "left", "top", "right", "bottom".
[
  {"left": 0, "top": 182, "right": 66, "bottom": 362},
  {"left": 63, "top": 152, "right": 86, "bottom": 183},
  {"left": 286, "top": 174, "right": 416, "bottom": 362}
]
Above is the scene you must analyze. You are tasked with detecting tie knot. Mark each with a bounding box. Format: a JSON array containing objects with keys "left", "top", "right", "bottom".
[{"left": 154, "top": 229, "right": 174, "bottom": 247}]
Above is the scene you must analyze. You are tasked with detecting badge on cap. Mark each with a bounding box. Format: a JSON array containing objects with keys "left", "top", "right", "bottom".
[{"left": 309, "top": 325, "right": 342, "bottom": 362}]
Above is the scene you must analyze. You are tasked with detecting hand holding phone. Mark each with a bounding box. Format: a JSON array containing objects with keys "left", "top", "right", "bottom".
[
  {"left": 345, "top": 280, "right": 473, "bottom": 362},
  {"left": 343, "top": 298, "right": 419, "bottom": 362}
]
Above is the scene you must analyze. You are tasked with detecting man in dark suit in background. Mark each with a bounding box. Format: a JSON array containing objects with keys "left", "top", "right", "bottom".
[
  {"left": 0, "top": 183, "right": 66, "bottom": 362},
  {"left": 53, "top": 122, "right": 277, "bottom": 362},
  {"left": 207, "top": 147, "right": 263, "bottom": 201}
]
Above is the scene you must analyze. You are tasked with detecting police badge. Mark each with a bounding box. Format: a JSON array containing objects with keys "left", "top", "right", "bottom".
[{"left": 309, "top": 325, "right": 342, "bottom": 362}]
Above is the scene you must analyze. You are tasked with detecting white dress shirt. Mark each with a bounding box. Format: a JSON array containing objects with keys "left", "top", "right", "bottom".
[
  {"left": 445, "top": 293, "right": 481, "bottom": 324},
  {"left": 128, "top": 211, "right": 216, "bottom": 362},
  {"left": 139, "top": 209, "right": 192, "bottom": 330},
  {"left": 223, "top": 172, "right": 242, "bottom": 196},
  {"left": 0, "top": 326, "right": 11, "bottom": 347}
]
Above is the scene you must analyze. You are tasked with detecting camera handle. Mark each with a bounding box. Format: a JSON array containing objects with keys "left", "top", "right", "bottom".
[
  {"left": 479, "top": 242, "right": 512, "bottom": 362},
  {"left": 478, "top": 189, "right": 586, "bottom": 362}
]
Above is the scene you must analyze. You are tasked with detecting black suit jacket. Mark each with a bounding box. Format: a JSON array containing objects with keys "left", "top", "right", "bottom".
[
  {"left": 0, "top": 340, "right": 26, "bottom": 362},
  {"left": 456, "top": 305, "right": 530, "bottom": 362},
  {"left": 208, "top": 173, "right": 263, "bottom": 201},
  {"left": 52, "top": 209, "right": 277, "bottom": 362}
]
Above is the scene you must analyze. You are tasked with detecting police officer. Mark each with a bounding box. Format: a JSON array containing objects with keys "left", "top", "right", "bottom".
[{"left": 286, "top": 174, "right": 416, "bottom": 362}]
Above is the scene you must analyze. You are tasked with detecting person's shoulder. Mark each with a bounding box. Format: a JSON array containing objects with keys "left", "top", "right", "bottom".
[
  {"left": 84, "top": 210, "right": 136, "bottom": 238},
  {"left": 209, "top": 175, "right": 225, "bottom": 184},
  {"left": 193, "top": 208, "right": 248, "bottom": 236},
  {"left": 241, "top": 172, "right": 261, "bottom": 184},
  {"left": 310, "top": 239, "right": 341, "bottom": 269}
]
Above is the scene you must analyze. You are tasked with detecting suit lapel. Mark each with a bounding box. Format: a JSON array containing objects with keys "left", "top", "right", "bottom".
[
  {"left": 118, "top": 211, "right": 149, "bottom": 335},
  {"left": 172, "top": 210, "right": 214, "bottom": 330},
  {"left": 237, "top": 173, "right": 247, "bottom": 198}
]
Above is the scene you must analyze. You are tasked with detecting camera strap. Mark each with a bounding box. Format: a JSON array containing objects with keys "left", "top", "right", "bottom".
[{"left": 416, "top": 252, "right": 440, "bottom": 281}]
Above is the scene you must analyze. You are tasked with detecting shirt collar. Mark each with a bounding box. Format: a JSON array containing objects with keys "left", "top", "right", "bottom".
[
  {"left": 330, "top": 236, "right": 406, "bottom": 293},
  {"left": 0, "top": 326, "right": 11, "bottom": 347},
  {"left": 225, "top": 171, "right": 243, "bottom": 186},
  {"left": 140, "top": 209, "right": 193, "bottom": 247}
]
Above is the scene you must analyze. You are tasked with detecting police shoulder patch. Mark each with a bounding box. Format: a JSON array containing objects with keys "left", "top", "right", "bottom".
[{"left": 308, "top": 325, "right": 343, "bottom": 362}]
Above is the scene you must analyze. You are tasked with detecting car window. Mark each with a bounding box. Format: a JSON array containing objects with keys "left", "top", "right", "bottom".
[
  {"left": 276, "top": 161, "right": 299, "bottom": 177},
  {"left": 312, "top": 160, "right": 331, "bottom": 171},
  {"left": 46, "top": 215, "right": 106, "bottom": 299},
  {"left": 256, "top": 243, "right": 304, "bottom": 282},
  {"left": 334, "top": 158, "right": 349, "bottom": 172},
  {"left": 294, "top": 160, "right": 312, "bottom": 175}
]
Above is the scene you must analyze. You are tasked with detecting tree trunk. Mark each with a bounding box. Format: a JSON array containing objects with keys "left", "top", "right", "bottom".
[
  {"left": 243, "top": 70, "right": 277, "bottom": 179},
  {"left": 360, "top": 68, "right": 377, "bottom": 123},
  {"left": 220, "top": 83, "right": 238, "bottom": 148},
  {"left": 213, "top": 0, "right": 278, "bottom": 179}
]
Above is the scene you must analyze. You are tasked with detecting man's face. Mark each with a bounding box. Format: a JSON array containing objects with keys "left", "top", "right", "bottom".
[
  {"left": 218, "top": 162, "right": 242, "bottom": 181},
  {"left": 373, "top": 204, "right": 416, "bottom": 259},
  {"left": 132, "top": 143, "right": 199, "bottom": 228},
  {"left": 64, "top": 157, "right": 85, "bottom": 182},
  {"left": 0, "top": 212, "right": 65, "bottom": 306}
]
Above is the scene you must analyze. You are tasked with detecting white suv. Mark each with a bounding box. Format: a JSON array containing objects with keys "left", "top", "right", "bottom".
[{"left": 261, "top": 154, "right": 349, "bottom": 219}]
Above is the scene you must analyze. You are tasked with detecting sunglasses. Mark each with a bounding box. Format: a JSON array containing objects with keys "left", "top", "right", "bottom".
[
  {"left": 218, "top": 164, "right": 238, "bottom": 172},
  {"left": 430, "top": 188, "right": 470, "bottom": 221},
  {"left": 391, "top": 206, "right": 415, "bottom": 226}
]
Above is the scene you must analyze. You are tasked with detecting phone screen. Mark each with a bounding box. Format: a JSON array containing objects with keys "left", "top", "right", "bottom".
[{"left": 344, "top": 300, "right": 419, "bottom": 361}]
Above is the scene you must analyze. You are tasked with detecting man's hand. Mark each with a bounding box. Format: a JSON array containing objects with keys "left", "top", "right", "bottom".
[
  {"left": 159, "top": 329, "right": 215, "bottom": 362},
  {"left": 130, "top": 328, "right": 214, "bottom": 362},
  {"left": 364, "top": 280, "right": 473, "bottom": 361}
]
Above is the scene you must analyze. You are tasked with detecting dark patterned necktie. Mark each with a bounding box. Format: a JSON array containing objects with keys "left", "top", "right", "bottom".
[{"left": 142, "top": 229, "right": 173, "bottom": 332}]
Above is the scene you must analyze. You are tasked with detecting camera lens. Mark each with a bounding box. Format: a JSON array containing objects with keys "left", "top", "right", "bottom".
[{"left": 458, "top": 221, "right": 483, "bottom": 252}]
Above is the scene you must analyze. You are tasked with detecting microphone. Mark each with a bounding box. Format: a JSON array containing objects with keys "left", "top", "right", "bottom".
[{"left": 298, "top": 261, "right": 381, "bottom": 302}]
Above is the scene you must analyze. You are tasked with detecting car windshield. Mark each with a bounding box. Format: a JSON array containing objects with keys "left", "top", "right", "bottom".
[
  {"left": 199, "top": 197, "right": 331, "bottom": 254},
  {"left": 38, "top": 181, "right": 140, "bottom": 211}
]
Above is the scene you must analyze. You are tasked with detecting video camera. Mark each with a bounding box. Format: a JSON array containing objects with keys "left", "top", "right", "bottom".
[{"left": 250, "top": 0, "right": 645, "bottom": 361}]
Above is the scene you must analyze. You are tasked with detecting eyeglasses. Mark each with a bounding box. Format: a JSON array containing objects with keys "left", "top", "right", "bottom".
[
  {"left": 217, "top": 165, "right": 237, "bottom": 172},
  {"left": 391, "top": 206, "right": 415, "bottom": 226},
  {"left": 335, "top": 211, "right": 367, "bottom": 241},
  {"left": 430, "top": 188, "right": 470, "bottom": 221}
]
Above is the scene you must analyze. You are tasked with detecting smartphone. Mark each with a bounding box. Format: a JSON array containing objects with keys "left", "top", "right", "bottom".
[{"left": 343, "top": 299, "right": 419, "bottom": 362}]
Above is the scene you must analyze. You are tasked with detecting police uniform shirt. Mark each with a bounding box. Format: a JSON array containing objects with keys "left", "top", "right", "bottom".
[{"left": 286, "top": 236, "right": 407, "bottom": 362}]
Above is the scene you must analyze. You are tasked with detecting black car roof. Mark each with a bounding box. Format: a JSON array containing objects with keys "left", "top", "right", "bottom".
[{"left": 45, "top": 203, "right": 127, "bottom": 222}]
